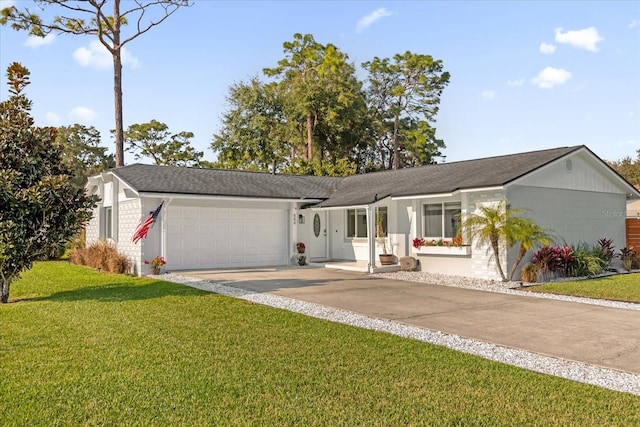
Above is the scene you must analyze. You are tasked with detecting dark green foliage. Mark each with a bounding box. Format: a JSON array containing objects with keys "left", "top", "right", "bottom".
[
  {"left": 56, "top": 124, "right": 115, "bottom": 188},
  {"left": 363, "top": 51, "right": 451, "bottom": 169},
  {"left": 122, "top": 119, "right": 203, "bottom": 166},
  {"left": 212, "top": 34, "right": 450, "bottom": 175},
  {"left": 607, "top": 150, "right": 640, "bottom": 186},
  {"left": 0, "top": 62, "right": 97, "bottom": 302}
]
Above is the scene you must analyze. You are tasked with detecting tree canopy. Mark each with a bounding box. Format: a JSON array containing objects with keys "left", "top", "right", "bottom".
[
  {"left": 607, "top": 150, "right": 640, "bottom": 186},
  {"left": 0, "top": 62, "right": 97, "bottom": 303},
  {"left": 363, "top": 51, "right": 450, "bottom": 169},
  {"left": 122, "top": 119, "right": 203, "bottom": 166},
  {"left": 1, "top": 0, "right": 191, "bottom": 167},
  {"left": 56, "top": 124, "right": 115, "bottom": 187},
  {"left": 212, "top": 33, "right": 449, "bottom": 175}
]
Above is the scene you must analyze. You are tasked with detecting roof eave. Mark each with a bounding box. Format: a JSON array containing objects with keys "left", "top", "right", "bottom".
[{"left": 137, "top": 191, "right": 325, "bottom": 204}]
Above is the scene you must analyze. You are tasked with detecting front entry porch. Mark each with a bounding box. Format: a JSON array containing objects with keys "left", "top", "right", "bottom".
[{"left": 307, "top": 259, "right": 400, "bottom": 274}]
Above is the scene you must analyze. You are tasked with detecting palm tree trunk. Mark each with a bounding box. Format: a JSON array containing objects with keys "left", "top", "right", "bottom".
[
  {"left": 508, "top": 246, "right": 527, "bottom": 281},
  {"left": 490, "top": 235, "right": 507, "bottom": 281}
]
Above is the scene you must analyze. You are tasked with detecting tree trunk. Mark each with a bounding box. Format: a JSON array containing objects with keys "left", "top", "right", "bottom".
[
  {"left": 392, "top": 113, "right": 400, "bottom": 170},
  {"left": 306, "top": 114, "right": 313, "bottom": 160},
  {"left": 1, "top": 280, "right": 9, "bottom": 304},
  {"left": 508, "top": 246, "right": 527, "bottom": 281},
  {"left": 113, "top": 1, "right": 125, "bottom": 167}
]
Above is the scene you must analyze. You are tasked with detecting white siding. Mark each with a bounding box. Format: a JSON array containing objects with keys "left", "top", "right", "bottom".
[
  {"left": 512, "top": 151, "right": 630, "bottom": 194},
  {"left": 507, "top": 186, "right": 627, "bottom": 249}
]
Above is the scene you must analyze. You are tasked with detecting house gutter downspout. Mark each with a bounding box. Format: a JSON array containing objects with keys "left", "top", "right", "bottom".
[{"left": 367, "top": 205, "right": 377, "bottom": 273}]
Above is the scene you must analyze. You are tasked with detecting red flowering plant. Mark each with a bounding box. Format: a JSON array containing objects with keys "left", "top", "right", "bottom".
[
  {"left": 413, "top": 236, "right": 464, "bottom": 249},
  {"left": 296, "top": 242, "right": 305, "bottom": 253},
  {"left": 145, "top": 256, "right": 166, "bottom": 269}
]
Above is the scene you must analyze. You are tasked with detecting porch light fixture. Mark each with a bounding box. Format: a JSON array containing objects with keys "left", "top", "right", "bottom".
[{"left": 298, "top": 214, "right": 305, "bottom": 224}]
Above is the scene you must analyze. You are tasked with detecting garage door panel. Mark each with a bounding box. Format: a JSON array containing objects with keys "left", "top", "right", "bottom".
[{"left": 167, "top": 206, "right": 288, "bottom": 270}]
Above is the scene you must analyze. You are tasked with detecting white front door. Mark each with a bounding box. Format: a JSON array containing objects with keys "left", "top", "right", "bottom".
[{"left": 309, "top": 211, "right": 328, "bottom": 260}]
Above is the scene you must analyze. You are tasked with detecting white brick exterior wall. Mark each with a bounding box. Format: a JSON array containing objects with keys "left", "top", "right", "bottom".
[
  {"left": 464, "top": 191, "right": 507, "bottom": 281},
  {"left": 85, "top": 207, "right": 100, "bottom": 246},
  {"left": 116, "top": 199, "right": 142, "bottom": 275}
]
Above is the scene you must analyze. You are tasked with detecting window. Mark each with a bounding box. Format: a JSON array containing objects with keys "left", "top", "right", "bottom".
[
  {"left": 103, "top": 206, "right": 113, "bottom": 239},
  {"left": 346, "top": 207, "right": 387, "bottom": 238},
  {"left": 423, "top": 202, "right": 461, "bottom": 239}
]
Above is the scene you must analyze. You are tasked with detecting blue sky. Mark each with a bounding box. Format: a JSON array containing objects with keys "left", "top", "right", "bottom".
[{"left": 1, "top": 1, "right": 639, "bottom": 165}]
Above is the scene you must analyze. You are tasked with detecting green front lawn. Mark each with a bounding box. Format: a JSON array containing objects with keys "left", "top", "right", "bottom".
[
  {"left": 526, "top": 273, "right": 640, "bottom": 303},
  {"left": 1, "top": 262, "right": 639, "bottom": 425}
]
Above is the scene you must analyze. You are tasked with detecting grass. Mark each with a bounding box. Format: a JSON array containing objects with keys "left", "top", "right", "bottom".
[
  {"left": 526, "top": 272, "right": 640, "bottom": 303},
  {"left": 1, "top": 262, "right": 639, "bottom": 426}
]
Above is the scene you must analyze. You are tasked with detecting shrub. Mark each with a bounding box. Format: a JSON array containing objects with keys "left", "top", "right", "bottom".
[
  {"left": 597, "top": 238, "right": 615, "bottom": 266},
  {"left": 520, "top": 263, "right": 539, "bottom": 283},
  {"left": 70, "top": 240, "right": 131, "bottom": 274},
  {"left": 532, "top": 246, "right": 561, "bottom": 280},
  {"left": 618, "top": 247, "right": 637, "bottom": 271},
  {"left": 570, "top": 244, "right": 606, "bottom": 277}
]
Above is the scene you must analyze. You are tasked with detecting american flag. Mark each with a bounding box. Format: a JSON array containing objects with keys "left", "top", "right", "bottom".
[{"left": 132, "top": 201, "right": 164, "bottom": 244}]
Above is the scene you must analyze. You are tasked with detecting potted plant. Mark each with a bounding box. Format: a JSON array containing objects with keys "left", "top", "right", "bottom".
[
  {"left": 618, "top": 247, "right": 637, "bottom": 271},
  {"left": 145, "top": 256, "right": 166, "bottom": 275},
  {"left": 296, "top": 242, "right": 305, "bottom": 254},
  {"left": 297, "top": 254, "right": 306, "bottom": 266},
  {"left": 376, "top": 214, "right": 394, "bottom": 265}
]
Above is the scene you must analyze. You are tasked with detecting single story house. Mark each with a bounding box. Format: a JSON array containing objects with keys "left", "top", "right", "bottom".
[{"left": 86, "top": 145, "right": 640, "bottom": 280}]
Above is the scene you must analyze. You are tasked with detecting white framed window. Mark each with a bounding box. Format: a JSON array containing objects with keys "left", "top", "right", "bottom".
[
  {"left": 346, "top": 207, "right": 387, "bottom": 238},
  {"left": 423, "top": 202, "right": 460, "bottom": 239},
  {"left": 103, "top": 206, "right": 113, "bottom": 239}
]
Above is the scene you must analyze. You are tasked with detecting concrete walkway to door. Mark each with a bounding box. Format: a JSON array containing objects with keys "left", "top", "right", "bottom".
[{"left": 177, "top": 266, "right": 640, "bottom": 376}]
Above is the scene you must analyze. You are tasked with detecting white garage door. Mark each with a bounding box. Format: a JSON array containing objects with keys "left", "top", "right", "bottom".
[{"left": 166, "top": 206, "right": 288, "bottom": 270}]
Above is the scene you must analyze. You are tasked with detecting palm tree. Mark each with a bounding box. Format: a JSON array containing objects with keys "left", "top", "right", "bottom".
[
  {"left": 507, "top": 221, "right": 553, "bottom": 281},
  {"left": 457, "top": 201, "right": 525, "bottom": 282}
]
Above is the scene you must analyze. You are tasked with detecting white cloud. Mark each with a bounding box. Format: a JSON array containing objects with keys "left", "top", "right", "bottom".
[
  {"left": 356, "top": 8, "right": 394, "bottom": 33},
  {"left": 554, "top": 27, "right": 603, "bottom": 52},
  {"left": 45, "top": 112, "right": 60, "bottom": 125},
  {"left": 0, "top": 1, "right": 16, "bottom": 9},
  {"left": 23, "top": 33, "right": 56, "bottom": 48},
  {"left": 629, "top": 20, "right": 638, "bottom": 29},
  {"left": 73, "top": 40, "right": 139, "bottom": 69},
  {"left": 531, "top": 66, "right": 572, "bottom": 89},
  {"left": 69, "top": 106, "right": 97, "bottom": 122},
  {"left": 507, "top": 78, "right": 525, "bottom": 87},
  {"left": 481, "top": 90, "right": 496, "bottom": 100},
  {"left": 539, "top": 42, "right": 556, "bottom": 54}
]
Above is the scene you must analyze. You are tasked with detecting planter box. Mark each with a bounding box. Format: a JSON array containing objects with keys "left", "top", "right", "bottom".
[{"left": 413, "top": 246, "right": 471, "bottom": 256}]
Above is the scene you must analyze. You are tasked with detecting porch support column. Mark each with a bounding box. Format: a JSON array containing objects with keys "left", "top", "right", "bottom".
[
  {"left": 366, "top": 205, "right": 377, "bottom": 272},
  {"left": 290, "top": 203, "right": 299, "bottom": 265},
  {"left": 111, "top": 178, "right": 119, "bottom": 245},
  {"left": 411, "top": 199, "right": 419, "bottom": 241}
]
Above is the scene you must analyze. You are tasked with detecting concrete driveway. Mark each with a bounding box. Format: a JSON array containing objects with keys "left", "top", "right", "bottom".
[{"left": 179, "top": 266, "right": 640, "bottom": 375}]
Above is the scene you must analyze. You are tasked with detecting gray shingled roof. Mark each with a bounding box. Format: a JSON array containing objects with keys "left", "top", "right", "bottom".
[
  {"left": 110, "top": 146, "right": 583, "bottom": 205},
  {"left": 112, "top": 164, "right": 342, "bottom": 200},
  {"left": 314, "top": 145, "right": 582, "bottom": 207}
]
